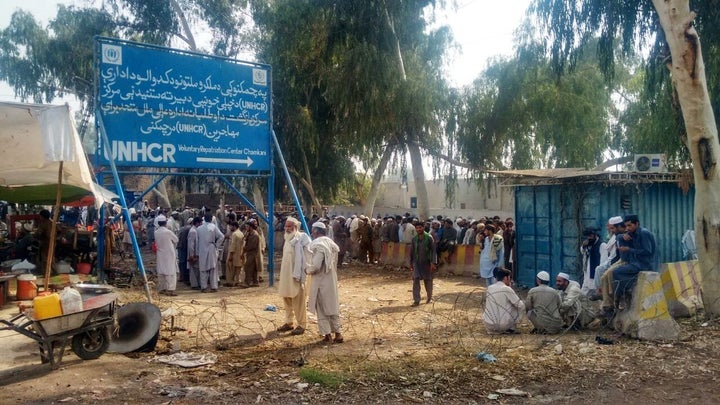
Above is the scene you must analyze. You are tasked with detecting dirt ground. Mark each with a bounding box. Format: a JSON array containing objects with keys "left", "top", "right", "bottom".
[{"left": 1, "top": 261, "right": 719, "bottom": 404}]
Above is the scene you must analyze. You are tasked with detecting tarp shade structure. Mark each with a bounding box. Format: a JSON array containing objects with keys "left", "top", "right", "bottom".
[{"left": 0, "top": 102, "right": 111, "bottom": 206}]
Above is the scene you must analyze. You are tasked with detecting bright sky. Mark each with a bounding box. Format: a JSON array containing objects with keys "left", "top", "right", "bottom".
[{"left": 0, "top": 0, "right": 532, "bottom": 103}]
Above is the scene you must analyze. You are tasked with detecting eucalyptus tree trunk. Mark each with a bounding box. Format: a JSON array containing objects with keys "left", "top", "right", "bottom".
[
  {"left": 363, "top": 142, "right": 395, "bottom": 217},
  {"left": 384, "top": 5, "right": 430, "bottom": 219},
  {"left": 252, "top": 180, "right": 269, "bottom": 236},
  {"left": 653, "top": 0, "right": 720, "bottom": 315},
  {"left": 301, "top": 153, "right": 323, "bottom": 214},
  {"left": 152, "top": 178, "right": 172, "bottom": 208},
  {"left": 143, "top": 0, "right": 198, "bottom": 209},
  {"left": 170, "top": 0, "right": 197, "bottom": 50},
  {"left": 408, "top": 137, "right": 430, "bottom": 219}
]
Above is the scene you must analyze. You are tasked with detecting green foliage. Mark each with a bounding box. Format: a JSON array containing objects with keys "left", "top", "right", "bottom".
[
  {"left": 0, "top": 6, "right": 116, "bottom": 102},
  {"left": 298, "top": 367, "right": 344, "bottom": 389},
  {"left": 529, "top": 0, "right": 720, "bottom": 167},
  {"left": 251, "top": 0, "right": 451, "bottom": 205},
  {"left": 456, "top": 38, "right": 613, "bottom": 170},
  {"left": 0, "top": 1, "right": 252, "bottom": 105}
]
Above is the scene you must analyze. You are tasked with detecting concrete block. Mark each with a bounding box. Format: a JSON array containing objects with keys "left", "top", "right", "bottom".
[
  {"left": 379, "top": 241, "right": 411, "bottom": 267},
  {"left": 618, "top": 271, "right": 680, "bottom": 341},
  {"left": 660, "top": 260, "right": 702, "bottom": 317}
]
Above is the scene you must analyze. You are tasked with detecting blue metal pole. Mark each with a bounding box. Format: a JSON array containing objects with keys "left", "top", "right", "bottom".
[
  {"left": 267, "top": 164, "right": 275, "bottom": 286},
  {"left": 271, "top": 130, "right": 309, "bottom": 234},
  {"left": 96, "top": 202, "right": 106, "bottom": 282},
  {"left": 107, "top": 173, "right": 167, "bottom": 224},
  {"left": 96, "top": 114, "right": 153, "bottom": 303},
  {"left": 219, "top": 177, "right": 268, "bottom": 224}
]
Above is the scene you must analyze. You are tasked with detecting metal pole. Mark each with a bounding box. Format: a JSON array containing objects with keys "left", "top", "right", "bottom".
[
  {"left": 271, "top": 130, "right": 309, "bottom": 234},
  {"left": 219, "top": 177, "right": 268, "bottom": 224},
  {"left": 267, "top": 164, "right": 275, "bottom": 286},
  {"left": 96, "top": 114, "right": 153, "bottom": 303}
]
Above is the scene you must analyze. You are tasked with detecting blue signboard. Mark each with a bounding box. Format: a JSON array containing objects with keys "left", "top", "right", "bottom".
[{"left": 95, "top": 37, "right": 271, "bottom": 171}]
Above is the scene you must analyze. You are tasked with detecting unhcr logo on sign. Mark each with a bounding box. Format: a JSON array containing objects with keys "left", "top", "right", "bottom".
[
  {"left": 103, "top": 141, "right": 176, "bottom": 164},
  {"left": 102, "top": 44, "right": 122, "bottom": 65}
]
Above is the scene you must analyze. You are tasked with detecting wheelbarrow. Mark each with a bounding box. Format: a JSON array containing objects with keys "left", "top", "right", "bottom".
[{"left": 0, "top": 293, "right": 117, "bottom": 369}]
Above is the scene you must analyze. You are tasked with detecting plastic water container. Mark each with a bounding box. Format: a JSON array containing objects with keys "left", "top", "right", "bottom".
[
  {"left": 60, "top": 286, "right": 83, "bottom": 314},
  {"left": 33, "top": 293, "right": 63, "bottom": 320},
  {"left": 17, "top": 274, "right": 37, "bottom": 300}
]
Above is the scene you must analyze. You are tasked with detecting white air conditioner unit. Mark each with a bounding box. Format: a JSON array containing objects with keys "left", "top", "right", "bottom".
[{"left": 634, "top": 154, "right": 666, "bottom": 172}]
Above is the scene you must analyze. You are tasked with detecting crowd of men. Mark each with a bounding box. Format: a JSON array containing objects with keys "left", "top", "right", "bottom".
[
  {"left": 482, "top": 214, "right": 658, "bottom": 334},
  {"left": 127, "top": 202, "right": 657, "bottom": 336},
  {"left": 122, "top": 203, "right": 267, "bottom": 295},
  {"left": 307, "top": 213, "right": 516, "bottom": 272}
]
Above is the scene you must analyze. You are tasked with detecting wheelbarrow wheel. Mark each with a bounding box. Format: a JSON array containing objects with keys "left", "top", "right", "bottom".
[{"left": 71, "top": 326, "right": 110, "bottom": 360}]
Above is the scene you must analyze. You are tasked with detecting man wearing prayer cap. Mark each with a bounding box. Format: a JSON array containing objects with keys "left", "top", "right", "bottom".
[
  {"left": 196, "top": 214, "right": 224, "bottom": 292},
  {"left": 591, "top": 217, "right": 627, "bottom": 296},
  {"left": 306, "top": 221, "right": 344, "bottom": 343},
  {"left": 526, "top": 271, "right": 563, "bottom": 334},
  {"left": 154, "top": 214, "right": 179, "bottom": 296},
  {"left": 276, "top": 216, "right": 310, "bottom": 336},
  {"left": 556, "top": 272, "right": 596, "bottom": 329}
]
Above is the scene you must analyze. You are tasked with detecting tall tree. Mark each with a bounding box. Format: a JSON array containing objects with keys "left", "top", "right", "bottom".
[
  {"left": 253, "top": 0, "right": 452, "bottom": 219},
  {"left": 455, "top": 39, "right": 615, "bottom": 171},
  {"left": 531, "top": 0, "right": 720, "bottom": 315}
]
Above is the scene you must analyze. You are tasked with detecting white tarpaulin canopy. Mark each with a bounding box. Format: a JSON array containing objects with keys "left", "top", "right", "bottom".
[{"left": 0, "top": 101, "right": 114, "bottom": 206}]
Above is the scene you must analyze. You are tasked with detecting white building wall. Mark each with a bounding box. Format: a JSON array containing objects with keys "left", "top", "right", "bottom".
[{"left": 332, "top": 177, "right": 515, "bottom": 220}]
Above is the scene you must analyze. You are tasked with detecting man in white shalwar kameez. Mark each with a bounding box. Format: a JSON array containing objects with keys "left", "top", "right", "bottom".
[
  {"left": 276, "top": 217, "right": 311, "bottom": 336},
  {"left": 197, "top": 214, "right": 224, "bottom": 292},
  {"left": 154, "top": 215, "right": 179, "bottom": 296},
  {"left": 306, "top": 222, "right": 343, "bottom": 343}
]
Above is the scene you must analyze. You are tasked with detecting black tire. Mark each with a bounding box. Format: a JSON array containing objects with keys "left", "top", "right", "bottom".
[{"left": 71, "top": 326, "right": 110, "bottom": 360}]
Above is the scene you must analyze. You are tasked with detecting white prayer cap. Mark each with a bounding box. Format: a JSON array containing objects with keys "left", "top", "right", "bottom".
[
  {"left": 286, "top": 217, "right": 301, "bottom": 226},
  {"left": 557, "top": 272, "right": 571, "bottom": 281},
  {"left": 608, "top": 216, "right": 624, "bottom": 226},
  {"left": 156, "top": 214, "right": 167, "bottom": 222},
  {"left": 536, "top": 271, "right": 550, "bottom": 282},
  {"left": 312, "top": 222, "right": 326, "bottom": 230}
]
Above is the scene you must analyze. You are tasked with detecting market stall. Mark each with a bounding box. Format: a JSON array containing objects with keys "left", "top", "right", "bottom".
[{"left": 0, "top": 102, "right": 112, "bottom": 293}]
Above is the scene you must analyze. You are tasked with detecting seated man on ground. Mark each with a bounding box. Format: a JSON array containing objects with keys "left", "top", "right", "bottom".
[
  {"left": 526, "top": 271, "right": 563, "bottom": 334},
  {"left": 483, "top": 267, "right": 525, "bottom": 334},
  {"left": 557, "top": 272, "right": 596, "bottom": 329}
]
